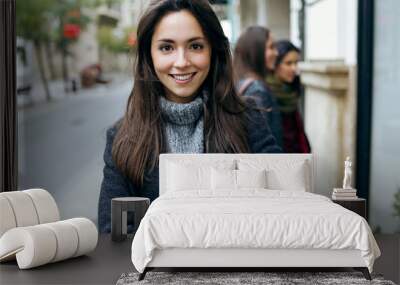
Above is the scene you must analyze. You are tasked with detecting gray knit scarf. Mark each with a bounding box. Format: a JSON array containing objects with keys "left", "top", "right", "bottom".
[{"left": 160, "top": 95, "right": 204, "bottom": 153}]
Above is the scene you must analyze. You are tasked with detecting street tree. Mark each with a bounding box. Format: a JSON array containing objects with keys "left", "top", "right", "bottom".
[{"left": 16, "top": 0, "right": 56, "bottom": 101}]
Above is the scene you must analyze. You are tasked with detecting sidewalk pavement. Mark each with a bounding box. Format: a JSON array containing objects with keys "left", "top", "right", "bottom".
[{"left": 17, "top": 72, "right": 132, "bottom": 109}]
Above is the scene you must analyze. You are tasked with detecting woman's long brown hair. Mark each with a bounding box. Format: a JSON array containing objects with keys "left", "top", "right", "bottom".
[
  {"left": 233, "top": 26, "right": 271, "bottom": 81},
  {"left": 112, "top": 0, "right": 249, "bottom": 187}
]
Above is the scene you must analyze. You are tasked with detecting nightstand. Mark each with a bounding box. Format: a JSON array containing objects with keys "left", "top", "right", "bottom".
[
  {"left": 332, "top": 198, "right": 366, "bottom": 219},
  {"left": 111, "top": 197, "right": 150, "bottom": 241}
]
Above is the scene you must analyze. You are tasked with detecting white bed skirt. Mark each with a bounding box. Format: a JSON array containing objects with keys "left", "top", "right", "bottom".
[{"left": 148, "top": 248, "right": 366, "bottom": 268}]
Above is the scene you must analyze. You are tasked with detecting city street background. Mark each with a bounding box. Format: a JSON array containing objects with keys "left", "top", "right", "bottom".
[
  {"left": 18, "top": 74, "right": 132, "bottom": 223},
  {"left": 15, "top": 0, "right": 399, "bottom": 242}
]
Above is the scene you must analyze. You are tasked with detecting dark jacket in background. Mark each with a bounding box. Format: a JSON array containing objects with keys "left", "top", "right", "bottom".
[
  {"left": 265, "top": 74, "right": 311, "bottom": 153},
  {"left": 98, "top": 105, "right": 281, "bottom": 233},
  {"left": 238, "top": 79, "right": 283, "bottom": 148}
]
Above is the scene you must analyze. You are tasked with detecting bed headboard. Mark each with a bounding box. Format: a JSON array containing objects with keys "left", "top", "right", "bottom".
[{"left": 159, "top": 154, "right": 315, "bottom": 195}]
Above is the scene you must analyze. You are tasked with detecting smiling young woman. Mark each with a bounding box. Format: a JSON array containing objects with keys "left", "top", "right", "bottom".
[
  {"left": 150, "top": 10, "right": 211, "bottom": 103},
  {"left": 98, "top": 0, "right": 281, "bottom": 233}
]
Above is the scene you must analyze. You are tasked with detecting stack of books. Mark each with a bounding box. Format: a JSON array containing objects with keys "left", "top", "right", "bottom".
[{"left": 332, "top": 188, "right": 358, "bottom": 200}]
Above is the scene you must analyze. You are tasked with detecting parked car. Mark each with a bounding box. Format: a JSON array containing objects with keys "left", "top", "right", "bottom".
[{"left": 16, "top": 37, "right": 33, "bottom": 100}]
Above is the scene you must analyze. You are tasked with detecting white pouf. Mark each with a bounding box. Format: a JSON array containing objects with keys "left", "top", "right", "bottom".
[
  {"left": 0, "top": 218, "right": 98, "bottom": 269},
  {"left": 0, "top": 189, "right": 98, "bottom": 269}
]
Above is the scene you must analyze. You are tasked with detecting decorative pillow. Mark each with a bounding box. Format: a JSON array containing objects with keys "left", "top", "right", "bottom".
[
  {"left": 166, "top": 159, "right": 236, "bottom": 192},
  {"left": 211, "top": 168, "right": 267, "bottom": 190},
  {"left": 237, "top": 159, "right": 309, "bottom": 191}
]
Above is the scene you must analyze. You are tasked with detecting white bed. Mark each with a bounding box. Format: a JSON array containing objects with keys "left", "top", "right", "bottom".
[{"left": 131, "top": 154, "right": 380, "bottom": 280}]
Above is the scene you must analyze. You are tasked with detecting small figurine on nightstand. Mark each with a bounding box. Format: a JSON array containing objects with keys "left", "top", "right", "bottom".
[
  {"left": 332, "top": 156, "right": 358, "bottom": 200},
  {"left": 343, "top": 156, "right": 352, "bottom": 189},
  {"left": 332, "top": 157, "right": 366, "bottom": 218}
]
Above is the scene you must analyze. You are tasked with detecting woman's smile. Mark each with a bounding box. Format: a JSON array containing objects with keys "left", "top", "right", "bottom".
[{"left": 169, "top": 72, "right": 197, "bottom": 84}]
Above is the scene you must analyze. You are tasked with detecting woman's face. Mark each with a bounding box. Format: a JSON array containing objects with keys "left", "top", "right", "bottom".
[
  {"left": 275, "top": 50, "right": 300, "bottom": 83},
  {"left": 151, "top": 10, "right": 211, "bottom": 103},
  {"left": 265, "top": 34, "right": 278, "bottom": 71}
]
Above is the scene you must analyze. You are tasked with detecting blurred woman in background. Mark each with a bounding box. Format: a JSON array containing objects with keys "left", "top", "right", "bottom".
[
  {"left": 233, "top": 26, "right": 283, "bottom": 148},
  {"left": 266, "top": 40, "right": 311, "bottom": 153}
]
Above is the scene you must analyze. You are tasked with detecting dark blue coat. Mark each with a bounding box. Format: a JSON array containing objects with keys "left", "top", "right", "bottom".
[
  {"left": 98, "top": 106, "right": 281, "bottom": 233},
  {"left": 238, "top": 79, "right": 283, "bottom": 148}
]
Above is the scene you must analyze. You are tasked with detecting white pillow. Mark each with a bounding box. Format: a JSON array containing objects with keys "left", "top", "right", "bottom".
[
  {"left": 237, "top": 169, "right": 267, "bottom": 189},
  {"left": 237, "top": 159, "right": 309, "bottom": 191},
  {"left": 166, "top": 159, "right": 236, "bottom": 192},
  {"left": 266, "top": 167, "right": 307, "bottom": 191},
  {"left": 167, "top": 162, "right": 210, "bottom": 191},
  {"left": 211, "top": 168, "right": 267, "bottom": 190},
  {"left": 211, "top": 168, "right": 236, "bottom": 190}
]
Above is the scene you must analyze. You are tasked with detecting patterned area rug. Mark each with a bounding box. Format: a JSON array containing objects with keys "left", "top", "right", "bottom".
[{"left": 116, "top": 271, "right": 396, "bottom": 285}]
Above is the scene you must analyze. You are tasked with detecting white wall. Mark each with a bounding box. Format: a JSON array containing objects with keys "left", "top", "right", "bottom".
[
  {"left": 295, "top": 0, "right": 357, "bottom": 64},
  {"left": 265, "top": 0, "right": 290, "bottom": 40},
  {"left": 289, "top": 0, "right": 301, "bottom": 48},
  {"left": 305, "top": 0, "right": 338, "bottom": 59},
  {"left": 338, "top": 0, "right": 357, "bottom": 65},
  {"left": 239, "top": 0, "right": 290, "bottom": 41},
  {"left": 256, "top": 0, "right": 268, "bottom": 27},
  {"left": 291, "top": 0, "right": 358, "bottom": 199}
]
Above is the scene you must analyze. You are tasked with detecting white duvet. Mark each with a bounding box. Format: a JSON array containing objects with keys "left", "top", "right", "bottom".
[{"left": 131, "top": 190, "right": 380, "bottom": 273}]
